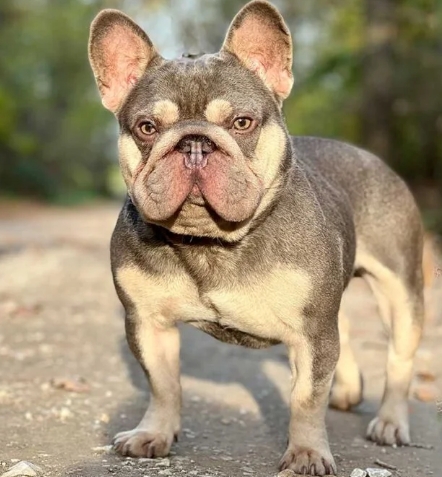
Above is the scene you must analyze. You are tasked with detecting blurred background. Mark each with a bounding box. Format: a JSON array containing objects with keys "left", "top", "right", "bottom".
[
  {"left": 0, "top": 3, "right": 441, "bottom": 475},
  {"left": 0, "top": 0, "right": 441, "bottom": 231}
]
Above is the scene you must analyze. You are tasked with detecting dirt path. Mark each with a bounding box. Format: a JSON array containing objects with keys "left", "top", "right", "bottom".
[{"left": 0, "top": 203, "right": 441, "bottom": 477}]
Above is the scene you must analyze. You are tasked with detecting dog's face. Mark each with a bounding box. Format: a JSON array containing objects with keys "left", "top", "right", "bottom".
[{"left": 89, "top": 1, "right": 293, "bottom": 241}]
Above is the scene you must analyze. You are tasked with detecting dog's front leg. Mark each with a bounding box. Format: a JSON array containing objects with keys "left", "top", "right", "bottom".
[
  {"left": 280, "top": 323, "right": 339, "bottom": 476},
  {"left": 113, "top": 314, "right": 181, "bottom": 458}
]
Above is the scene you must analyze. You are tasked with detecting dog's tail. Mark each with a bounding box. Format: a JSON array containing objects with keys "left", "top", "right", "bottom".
[
  {"left": 423, "top": 232, "right": 436, "bottom": 288},
  {"left": 423, "top": 232, "right": 440, "bottom": 323}
]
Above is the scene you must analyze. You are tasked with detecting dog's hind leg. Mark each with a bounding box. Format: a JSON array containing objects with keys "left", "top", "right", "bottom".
[
  {"left": 329, "top": 309, "right": 363, "bottom": 410},
  {"left": 360, "top": 249, "right": 424, "bottom": 446}
]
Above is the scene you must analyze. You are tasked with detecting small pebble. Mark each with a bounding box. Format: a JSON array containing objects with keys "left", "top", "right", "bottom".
[
  {"left": 156, "top": 458, "right": 171, "bottom": 467},
  {"left": 92, "top": 445, "right": 113, "bottom": 454},
  {"left": 350, "top": 470, "right": 367, "bottom": 477},
  {"left": 158, "top": 470, "right": 172, "bottom": 476},
  {"left": 277, "top": 470, "right": 296, "bottom": 477},
  {"left": 0, "top": 461, "right": 42, "bottom": 477},
  {"left": 99, "top": 413, "right": 110, "bottom": 423},
  {"left": 59, "top": 407, "right": 72, "bottom": 421},
  {"left": 366, "top": 468, "right": 392, "bottom": 477}
]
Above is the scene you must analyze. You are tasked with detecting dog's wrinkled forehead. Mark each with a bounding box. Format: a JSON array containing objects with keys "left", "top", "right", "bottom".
[{"left": 118, "top": 53, "right": 272, "bottom": 128}]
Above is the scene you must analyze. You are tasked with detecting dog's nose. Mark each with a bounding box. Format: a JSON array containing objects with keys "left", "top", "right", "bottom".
[{"left": 176, "top": 135, "right": 215, "bottom": 169}]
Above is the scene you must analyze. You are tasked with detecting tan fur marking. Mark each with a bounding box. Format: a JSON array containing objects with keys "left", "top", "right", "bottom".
[
  {"left": 356, "top": 244, "right": 422, "bottom": 353},
  {"left": 159, "top": 200, "right": 251, "bottom": 243},
  {"left": 356, "top": 243, "right": 422, "bottom": 444},
  {"left": 117, "top": 265, "right": 311, "bottom": 343},
  {"left": 422, "top": 232, "right": 435, "bottom": 288},
  {"left": 116, "top": 266, "right": 216, "bottom": 326},
  {"left": 152, "top": 100, "right": 179, "bottom": 126},
  {"left": 132, "top": 325, "right": 181, "bottom": 426},
  {"left": 204, "top": 99, "right": 233, "bottom": 124},
  {"left": 330, "top": 310, "right": 362, "bottom": 410},
  {"left": 357, "top": 246, "right": 417, "bottom": 322},
  {"left": 246, "top": 122, "right": 286, "bottom": 223},
  {"left": 118, "top": 134, "right": 142, "bottom": 175},
  {"left": 288, "top": 342, "right": 315, "bottom": 407},
  {"left": 252, "top": 122, "right": 286, "bottom": 188},
  {"left": 205, "top": 267, "right": 311, "bottom": 342}
]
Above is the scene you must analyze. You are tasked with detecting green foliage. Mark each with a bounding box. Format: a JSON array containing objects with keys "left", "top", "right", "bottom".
[
  {"left": 289, "top": 1, "right": 440, "bottom": 175},
  {"left": 0, "top": 0, "right": 118, "bottom": 200},
  {"left": 0, "top": 0, "right": 441, "bottom": 227}
]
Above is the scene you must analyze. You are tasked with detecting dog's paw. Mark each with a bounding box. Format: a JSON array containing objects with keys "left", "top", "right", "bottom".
[
  {"left": 279, "top": 445, "right": 337, "bottom": 476},
  {"left": 366, "top": 415, "right": 410, "bottom": 446},
  {"left": 329, "top": 373, "right": 363, "bottom": 411},
  {"left": 112, "top": 428, "right": 175, "bottom": 458}
]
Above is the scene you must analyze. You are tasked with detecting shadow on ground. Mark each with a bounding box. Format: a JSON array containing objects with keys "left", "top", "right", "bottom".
[
  {"left": 0, "top": 205, "right": 440, "bottom": 477},
  {"left": 63, "top": 320, "right": 441, "bottom": 477}
]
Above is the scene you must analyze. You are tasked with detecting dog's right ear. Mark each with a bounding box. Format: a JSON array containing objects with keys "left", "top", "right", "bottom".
[{"left": 88, "top": 10, "right": 161, "bottom": 113}]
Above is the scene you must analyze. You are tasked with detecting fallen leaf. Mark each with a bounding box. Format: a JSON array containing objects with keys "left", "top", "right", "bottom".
[
  {"left": 413, "top": 383, "right": 437, "bottom": 402},
  {"left": 416, "top": 370, "right": 436, "bottom": 382},
  {"left": 50, "top": 377, "right": 90, "bottom": 393}
]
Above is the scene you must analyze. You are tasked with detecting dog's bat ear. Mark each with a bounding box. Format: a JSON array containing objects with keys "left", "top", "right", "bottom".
[
  {"left": 88, "top": 9, "right": 161, "bottom": 113},
  {"left": 222, "top": 1, "right": 293, "bottom": 101}
]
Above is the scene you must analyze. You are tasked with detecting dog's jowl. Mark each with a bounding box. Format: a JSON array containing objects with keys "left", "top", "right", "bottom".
[{"left": 88, "top": 2, "right": 424, "bottom": 475}]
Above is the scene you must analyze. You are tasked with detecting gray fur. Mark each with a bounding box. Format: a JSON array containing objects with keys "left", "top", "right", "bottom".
[{"left": 90, "top": 2, "right": 424, "bottom": 475}]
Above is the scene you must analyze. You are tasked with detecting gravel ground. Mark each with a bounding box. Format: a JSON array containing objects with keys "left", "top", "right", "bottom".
[{"left": 0, "top": 202, "right": 441, "bottom": 477}]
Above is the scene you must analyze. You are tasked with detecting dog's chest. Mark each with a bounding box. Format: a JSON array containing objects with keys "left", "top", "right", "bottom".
[
  {"left": 200, "top": 268, "right": 311, "bottom": 340},
  {"left": 197, "top": 271, "right": 309, "bottom": 348},
  {"left": 116, "top": 264, "right": 312, "bottom": 345}
]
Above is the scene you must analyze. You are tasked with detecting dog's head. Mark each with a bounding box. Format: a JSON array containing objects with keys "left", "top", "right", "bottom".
[{"left": 88, "top": 1, "right": 293, "bottom": 241}]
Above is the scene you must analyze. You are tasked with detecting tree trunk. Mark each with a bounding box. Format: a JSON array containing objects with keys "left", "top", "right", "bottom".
[{"left": 361, "top": 0, "right": 396, "bottom": 163}]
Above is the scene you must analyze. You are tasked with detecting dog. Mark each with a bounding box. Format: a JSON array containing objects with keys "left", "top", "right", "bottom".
[{"left": 88, "top": 1, "right": 424, "bottom": 475}]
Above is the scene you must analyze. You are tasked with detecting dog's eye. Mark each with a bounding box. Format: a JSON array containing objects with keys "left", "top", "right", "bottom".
[
  {"left": 233, "top": 117, "right": 253, "bottom": 131},
  {"left": 138, "top": 121, "right": 157, "bottom": 137}
]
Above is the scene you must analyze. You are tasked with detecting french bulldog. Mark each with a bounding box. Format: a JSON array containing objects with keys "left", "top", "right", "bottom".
[{"left": 88, "top": 1, "right": 424, "bottom": 475}]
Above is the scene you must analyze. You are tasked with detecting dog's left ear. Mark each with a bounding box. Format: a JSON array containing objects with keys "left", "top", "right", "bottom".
[{"left": 222, "top": 0, "right": 293, "bottom": 101}]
